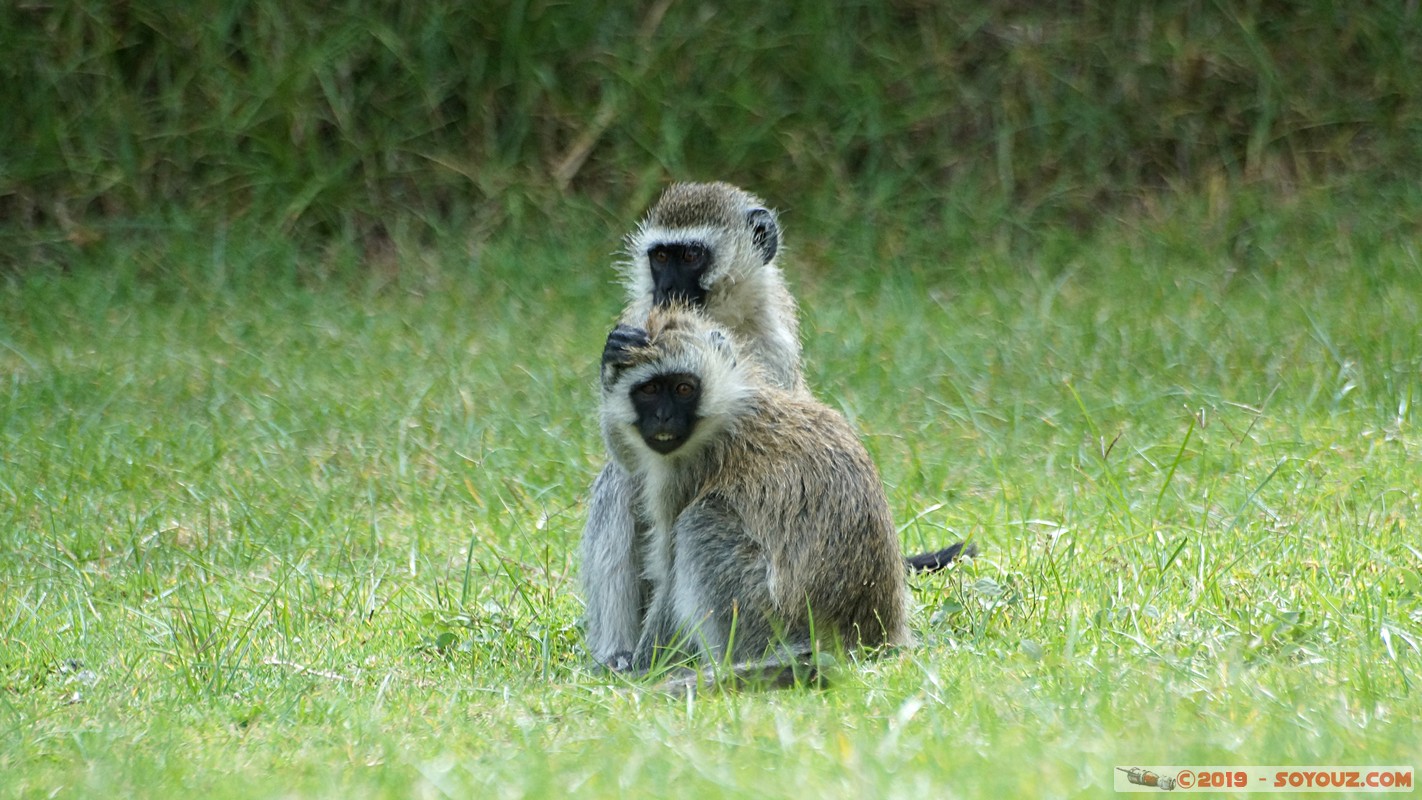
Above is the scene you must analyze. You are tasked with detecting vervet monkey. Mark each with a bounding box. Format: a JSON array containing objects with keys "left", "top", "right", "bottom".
[
  {"left": 581, "top": 182, "right": 971, "bottom": 669},
  {"left": 582, "top": 182, "right": 803, "bottom": 667},
  {"left": 600, "top": 306, "right": 910, "bottom": 672}
]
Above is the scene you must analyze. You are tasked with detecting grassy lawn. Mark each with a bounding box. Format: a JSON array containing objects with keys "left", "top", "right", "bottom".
[{"left": 2, "top": 189, "right": 1419, "bottom": 797}]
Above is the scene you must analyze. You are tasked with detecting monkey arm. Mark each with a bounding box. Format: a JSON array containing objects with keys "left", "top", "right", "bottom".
[{"left": 580, "top": 461, "right": 650, "bottom": 666}]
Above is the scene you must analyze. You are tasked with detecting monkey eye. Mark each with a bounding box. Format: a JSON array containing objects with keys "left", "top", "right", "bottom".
[
  {"left": 682, "top": 245, "right": 703, "bottom": 263},
  {"left": 674, "top": 381, "right": 697, "bottom": 397},
  {"left": 635, "top": 382, "right": 660, "bottom": 396},
  {"left": 651, "top": 248, "right": 669, "bottom": 264}
]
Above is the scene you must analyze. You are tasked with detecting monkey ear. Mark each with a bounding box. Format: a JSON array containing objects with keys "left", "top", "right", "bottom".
[{"left": 746, "top": 207, "right": 779, "bottom": 264}]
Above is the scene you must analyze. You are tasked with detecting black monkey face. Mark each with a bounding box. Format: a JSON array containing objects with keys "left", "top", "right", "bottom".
[
  {"left": 629, "top": 372, "right": 702, "bottom": 454},
  {"left": 648, "top": 243, "right": 711, "bottom": 307}
]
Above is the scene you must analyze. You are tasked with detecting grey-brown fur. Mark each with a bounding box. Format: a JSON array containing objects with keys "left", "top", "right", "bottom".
[
  {"left": 602, "top": 307, "right": 910, "bottom": 671},
  {"left": 640, "top": 182, "right": 760, "bottom": 230}
]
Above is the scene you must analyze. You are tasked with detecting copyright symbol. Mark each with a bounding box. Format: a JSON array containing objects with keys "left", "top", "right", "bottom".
[{"left": 1177, "top": 770, "right": 1195, "bottom": 789}]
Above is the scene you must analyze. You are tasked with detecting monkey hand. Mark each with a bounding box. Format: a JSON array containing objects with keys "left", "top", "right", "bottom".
[
  {"left": 603, "top": 650, "right": 635, "bottom": 674},
  {"left": 601, "top": 324, "right": 650, "bottom": 385},
  {"left": 601, "top": 324, "right": 650, "bottom": 386}
]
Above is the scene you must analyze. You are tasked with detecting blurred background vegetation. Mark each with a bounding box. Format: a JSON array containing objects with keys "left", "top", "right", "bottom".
[{"left": 3, "top": 0, "right": 1420, "bottom": 270}]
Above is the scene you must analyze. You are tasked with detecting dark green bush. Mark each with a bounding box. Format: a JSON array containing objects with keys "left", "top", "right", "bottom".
[{"left": 3, "top": 0, "right": 1419, "bottom": 251}]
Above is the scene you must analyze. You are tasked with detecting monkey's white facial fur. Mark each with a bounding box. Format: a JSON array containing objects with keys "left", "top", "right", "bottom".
[{"left": 604, "top": 319, "right": 753, "bottom": 466}]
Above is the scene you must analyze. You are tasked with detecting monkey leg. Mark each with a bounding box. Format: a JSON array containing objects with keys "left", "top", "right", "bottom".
[
  {"left": 628, "top": 498, "right": 781, "bottom": 674},
  {"left": 641, "top": 498, "right": 821, "bottom": 692},
  {"left": 580, "top": 461, "right": 648, "bottom": 666},
  {"left": 667, "top": 497, "right": 787, "bottom": 664}
]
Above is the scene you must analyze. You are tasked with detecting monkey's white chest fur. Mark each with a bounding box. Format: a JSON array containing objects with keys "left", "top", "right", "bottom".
[{"left": 635, "top": 458, "right": 690, "bottom": 586}]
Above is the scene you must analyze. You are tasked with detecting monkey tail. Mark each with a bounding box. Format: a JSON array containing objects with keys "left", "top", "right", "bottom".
[{"left": 904, "top": 541, "right": 976, "bottom": 573}]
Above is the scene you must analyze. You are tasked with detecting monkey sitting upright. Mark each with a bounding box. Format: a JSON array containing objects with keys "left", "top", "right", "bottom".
[
  {"left": 599, "top": 305, "right": 911, "bottom": 673},
  {"left": 581, "top": 182, "right": 804, "bottom": 669},
  {"left": 581, "top": 182, "right": 972, "bottom": 671}
]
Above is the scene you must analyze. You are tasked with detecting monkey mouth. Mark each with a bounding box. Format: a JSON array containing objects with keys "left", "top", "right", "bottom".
[
  {"left": 644, "top": 431, "right": 687, "bottom": 454},
  {"left": 653, "top": 285, "right": 708, "bottom": 309}
]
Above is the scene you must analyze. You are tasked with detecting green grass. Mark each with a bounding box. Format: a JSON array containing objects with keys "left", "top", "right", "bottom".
[{"left": 2, "top": 186, "right": 1420, "bottom": 797}]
